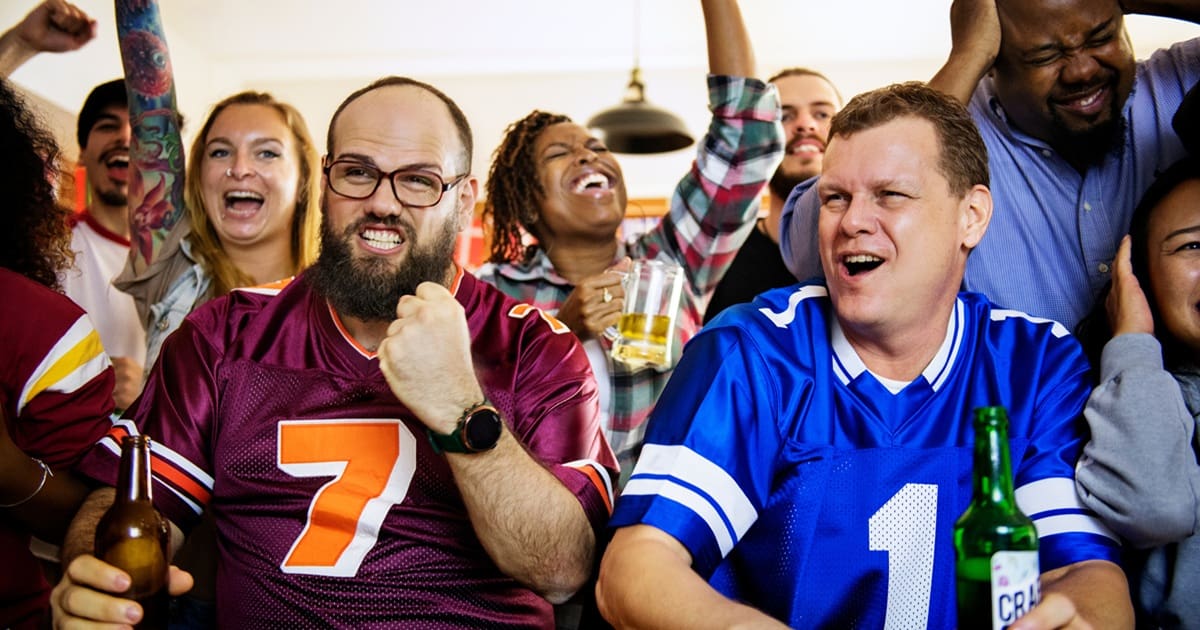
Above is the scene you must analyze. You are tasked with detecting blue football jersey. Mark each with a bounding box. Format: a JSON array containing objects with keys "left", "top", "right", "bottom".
[{"left": 611, "top": 284, "right": 1119, "bottom": 628}]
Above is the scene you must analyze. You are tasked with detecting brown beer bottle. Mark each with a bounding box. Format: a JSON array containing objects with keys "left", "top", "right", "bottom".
[{"left": 94, "top": 435, "right": 170, "bottom": 629}]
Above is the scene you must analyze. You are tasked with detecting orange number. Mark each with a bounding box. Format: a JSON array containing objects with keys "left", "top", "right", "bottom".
[
  {"left": 508, "top": 304, "right": 570, "bottom": 334},
  {"left": 277, "top": 419, "right": 416, "bottom": 576}
]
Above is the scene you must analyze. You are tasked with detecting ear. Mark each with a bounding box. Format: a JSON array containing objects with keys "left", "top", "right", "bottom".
[
  {"left": 960, "top": 184, "right": 992, "bottom": 250},
  {"left": 455, "top": 175, "right": 480, "bottom": 233}
]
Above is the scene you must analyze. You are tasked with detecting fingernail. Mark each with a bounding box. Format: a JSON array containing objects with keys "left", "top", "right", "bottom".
[
  {"left": 125, "top": 604, "right": 141, "bottom": 622},
  {"left": 113, "top": 573, "right": 131, "bottom": 590}
]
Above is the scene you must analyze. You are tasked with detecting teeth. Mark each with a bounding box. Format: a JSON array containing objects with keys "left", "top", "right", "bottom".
[
  {"left": 107, "top": 157, "right": 129, "bottom": 168},
  {"left": 790, "top": 145, "right": 820, "bottom": 155},
  {"left": 844, "top": 254, "right": 882, "bottom": 264},
  {"left": 226, "top": 191, "right": 263, "bottom": 202},
  {"left": 1078, "top": 92, "right": 1099, "bottom": 107},
  {"left": 362, "top": 229, "right": 401, "bottom": 248},
  {"left": 572, "top": 173, "right": 610, "bottom": 193}
]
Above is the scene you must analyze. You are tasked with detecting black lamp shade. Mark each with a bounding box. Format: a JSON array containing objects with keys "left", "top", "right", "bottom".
[{"left": 587, "top": 68, "right": 694, "bottom": 154}]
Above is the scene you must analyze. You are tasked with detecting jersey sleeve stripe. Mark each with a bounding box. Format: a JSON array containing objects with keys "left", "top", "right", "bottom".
[
  {"left": 623, "top": 475, "right": 738, "bottom": 556},
  {"left": 1014, "top": 477, "right": 1084, "bottom": 514},
  {"left": 626, "top": 444, "right": 758, "bottom": 551},
  {"left": 565, "top": 460, "right": 614, "bottom": 514},
  {"left": 1033, "top": 513, "right": 1119, "bottom": 541},
  {"left": 990, "top": 309, "right": 1069, "bottom": 338},
  {"left": 19, "top": 316, "right": 110, "bottom": 415},
  {"left": 1015, "top": 477, "right": 1118, "bottom": 543},
  {"left": 99, "top": 421, "right": 214, "bottom": 511}
]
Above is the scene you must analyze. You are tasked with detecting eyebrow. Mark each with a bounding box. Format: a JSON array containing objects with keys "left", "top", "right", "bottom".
[
  {"left": 1023, "top": 18, "right": 1115, "bottom": 56},
  {"left": 782, "top": 101, "right": 837, "bottom": 111},
  {"left": 332, "top": 152, "right": 443, "bottom": 172},
  {"left": 206, "top": 135, "right": 286, "bottom": 147},
  {"left": 1163, "top": 224, "right": 1200, "bottom": 241},
  {"left": 92, "top": 113, "right": 123, "bottom": 126}
]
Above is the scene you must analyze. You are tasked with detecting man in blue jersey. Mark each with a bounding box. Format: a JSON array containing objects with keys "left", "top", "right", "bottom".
[
  {"left": 781, "top": 0, "right": 1200, "bottom": 330},
  {"left": 597, "top": 82, "right": 1131, "bottom": 629}
]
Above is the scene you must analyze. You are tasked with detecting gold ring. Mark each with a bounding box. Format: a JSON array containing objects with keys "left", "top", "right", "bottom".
[{"left": 602, "top": 287, "right": 612, "bottom": 303}]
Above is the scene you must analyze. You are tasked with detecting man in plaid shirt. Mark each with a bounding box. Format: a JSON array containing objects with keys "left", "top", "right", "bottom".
[{"left": 477, "top": 0, "right": 783, "bottom": 482}]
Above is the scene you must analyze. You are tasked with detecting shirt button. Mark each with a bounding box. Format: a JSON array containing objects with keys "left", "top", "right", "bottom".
[
  {"left": 1041, "top": 149, "right": 1052, "bottom": 158},
  {"left": 1083, "top": 202, "right": 1092, "bottom": 211},
  {"left": 1098, "top": 263, "right": 1110, "bottom": 274},
  {"left": 156, "top": 319, "right": 169, "bottom": 331}
]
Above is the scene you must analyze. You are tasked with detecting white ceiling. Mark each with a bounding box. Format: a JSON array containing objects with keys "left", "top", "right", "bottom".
[{"left": 6, "top": 1, "right": 1199, "bottom": 196}]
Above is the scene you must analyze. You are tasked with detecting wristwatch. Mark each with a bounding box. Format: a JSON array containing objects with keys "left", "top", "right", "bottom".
[{"left": 427, "top": 401, "right": 503, "bottom": 454}]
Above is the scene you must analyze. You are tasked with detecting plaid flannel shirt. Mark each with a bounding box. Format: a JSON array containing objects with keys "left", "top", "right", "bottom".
[{"left": 477, "top": 75, "right": 783, "bottom": 480}]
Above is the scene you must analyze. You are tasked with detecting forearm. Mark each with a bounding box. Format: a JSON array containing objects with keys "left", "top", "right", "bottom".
[
  {"left": 702, "top": 0, "right": 755, "bottom": 78},
  {"left": 116, "top": 0, "right": 187, "bottom": 273},
  {"left": 597, "top": 525, "right": 786, "bottom": 629},
  {"left": 448, "top": 430, "right": 596, "bottom": 603},
  {"left": 60, "top": 486, "right": 184, "bottom": 565},
  {"left": 0, "top": 457, "right": 90, "bottom": 543},
  {"left": 1039, "top": 560, "right": 1133, "bottom": 629},
  {"left": 1121, "top": 0, "right": 1200, "bottom": 23},
  {"left": 0, "top": 27, "right": 36, "bottom": 77},
  {"left": 1076, "top": 334, "right": 1200, "bottom": 546},
  {"left": 928, "top": 50, "right": 992, "bottom": 105},
  {"left": 60, "top": 486, "right": 114, "bottom": 565}
]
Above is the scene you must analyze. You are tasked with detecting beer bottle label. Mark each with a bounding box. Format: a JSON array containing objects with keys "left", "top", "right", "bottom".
[{"left": 990, "top": 550, "right": 1040, "bottom": 629}]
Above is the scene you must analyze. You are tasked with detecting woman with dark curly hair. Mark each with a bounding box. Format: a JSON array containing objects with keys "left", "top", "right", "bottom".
[
  {"left": 0, "top": 75, "right": 117, "bottom": 630},
  {"left": 0, "top": 79, "right": 73, "bottom": 290},
  {"left": 477, "top": 0, "right": 782, "bottom": 482}
]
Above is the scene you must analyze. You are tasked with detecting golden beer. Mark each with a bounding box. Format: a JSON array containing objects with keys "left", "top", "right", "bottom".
[{"left": 611, "top": 313, "right": 672, "bottom": 368}]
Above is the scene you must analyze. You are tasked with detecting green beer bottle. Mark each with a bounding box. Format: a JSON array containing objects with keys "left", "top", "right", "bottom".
[{"left": 954, "top": 406, "right": 1040, "bottom": 629}]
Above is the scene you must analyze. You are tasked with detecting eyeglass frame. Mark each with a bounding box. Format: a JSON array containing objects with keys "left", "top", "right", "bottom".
[{"left": 322, "top": 158, "right": 467, "bottom": 208}]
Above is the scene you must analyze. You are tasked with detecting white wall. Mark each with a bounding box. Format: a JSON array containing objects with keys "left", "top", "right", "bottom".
[{"left": 3, "top": 1, "right": 1196, "bottom": 197}]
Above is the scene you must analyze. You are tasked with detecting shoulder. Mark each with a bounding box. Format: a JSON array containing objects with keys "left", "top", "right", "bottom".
[
  {"left": 180, "top": 275, "right": 298, "bottom": 349},
  {"left": 0, "top": 269, "right": 86, "bottom": 325}
]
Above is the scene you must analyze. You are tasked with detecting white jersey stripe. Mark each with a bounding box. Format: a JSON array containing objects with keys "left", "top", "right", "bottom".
[
  {"left": 18, "top": 315, "right": 110, "bottom": 416},
  {"left": 1034, "top": 513, "right": 1119, "bottom": 541},
  {"left": 630, "top": 444, "right": 757, "bottom": 542},
  {"left": 623, "top": 476, "right": 737, "bottom": 556}
]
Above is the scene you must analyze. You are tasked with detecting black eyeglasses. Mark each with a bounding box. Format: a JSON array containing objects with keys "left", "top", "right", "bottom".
[{"left": 324, "top": 159, "right": 466, "bottom": 208}]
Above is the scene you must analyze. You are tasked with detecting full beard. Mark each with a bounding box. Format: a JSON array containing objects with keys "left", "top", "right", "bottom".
[
  {"left": 1048, "top": 84, "right": 1128, "bottom": 169},
  {"left": 309, "top": 213, "right": 460, "bottom": 321},
  {"left": 94, "top": 187, "right": 127, "bottom": 208},
  {"left": 768, "top": 164, "right": 816, "bottom": 201}
]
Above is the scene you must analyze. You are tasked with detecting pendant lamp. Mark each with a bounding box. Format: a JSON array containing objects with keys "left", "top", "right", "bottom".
[{"left": 586, "top": 0, "right": 694, "bottom": 154}]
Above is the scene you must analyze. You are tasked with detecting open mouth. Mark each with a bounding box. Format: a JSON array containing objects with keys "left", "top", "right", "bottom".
[
  {"left": 788, "top": 137, "right": 824, "bottom": 156},
  {"left": 360, "top": 227, "right": 405, "bottom": 252},
  {"left": 570, "top": 171, "right": 615, "bottom": 194},
  {"left": 104, "top": 152, "right": 130, "bottom": 182},
  {"left": 224, "top": 190, "right": 264, "bottom": 216},
  {"left": 1054, "top": 83, "right": 1110, "bottom": 117},
  {"left": 843, "top": 254, "right": 883, "bottom": 276}
]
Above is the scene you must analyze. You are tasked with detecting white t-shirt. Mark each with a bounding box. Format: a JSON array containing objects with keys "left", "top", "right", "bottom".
[{"left": 61, "top": 212, "right": 146, "bottom": 364}]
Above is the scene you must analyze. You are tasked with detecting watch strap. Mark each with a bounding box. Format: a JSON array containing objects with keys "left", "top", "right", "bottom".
[{"left": 427, "top": 400, "right": 500, "bottom": 454}]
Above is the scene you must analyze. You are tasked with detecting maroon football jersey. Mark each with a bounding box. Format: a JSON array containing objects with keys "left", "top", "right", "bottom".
[
  {"left": 78, "top": 268, "right": 616, "bottom": 628},
  {"left": 1, "top": 269, "right": 115, "bottom": 628}
]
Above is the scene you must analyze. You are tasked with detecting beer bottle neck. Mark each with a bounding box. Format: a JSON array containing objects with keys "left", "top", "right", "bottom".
[
  {"left": 971, "top": 416, "right": 1018, "bottom": 508},
  {"left": 116, "top": 436, "right": 154, "bottom": 504}
]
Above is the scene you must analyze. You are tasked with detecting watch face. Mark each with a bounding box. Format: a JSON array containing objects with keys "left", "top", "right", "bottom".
[{"left": 464, "top": 408, "right": 502, "bottom": 451}]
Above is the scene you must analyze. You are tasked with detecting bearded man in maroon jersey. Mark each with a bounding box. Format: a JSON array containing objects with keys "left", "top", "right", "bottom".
[{"left": 53, "top": 76, "right": 617, "bottom": 629}]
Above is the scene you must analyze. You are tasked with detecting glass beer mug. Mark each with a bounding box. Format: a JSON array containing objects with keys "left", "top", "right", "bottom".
[{"left": 608, "top": 259, "right": 685, "bottom": 370}]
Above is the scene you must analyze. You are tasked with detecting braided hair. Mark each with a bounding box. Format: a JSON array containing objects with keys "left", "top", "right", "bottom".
[{"left": 484, "top": 110, "right": 571, "bottom": 264}]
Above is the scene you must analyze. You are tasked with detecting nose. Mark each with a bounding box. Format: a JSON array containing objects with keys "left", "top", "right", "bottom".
[
  {"left": 1060, "top": 51, "right": 1102, "bottom": 86},
  {"left": 839, "top": 196, "right": 878, "bottom": 236},
  {"left": 363, "top": 175, "right": 405, "bottom": 216},
  {"left": 575, "top": 147, "right": 598, "bottom": 165},
  {"left": 227, "top": 152, "right": 257, "bottom": 179},
  {"left": 791, "top": 111, "right": 818, "bottom": 134}
]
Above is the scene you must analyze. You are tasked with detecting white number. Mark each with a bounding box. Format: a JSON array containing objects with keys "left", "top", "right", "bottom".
[{"left": 869, "top": 483, "right": 938, "bottom": 630}]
